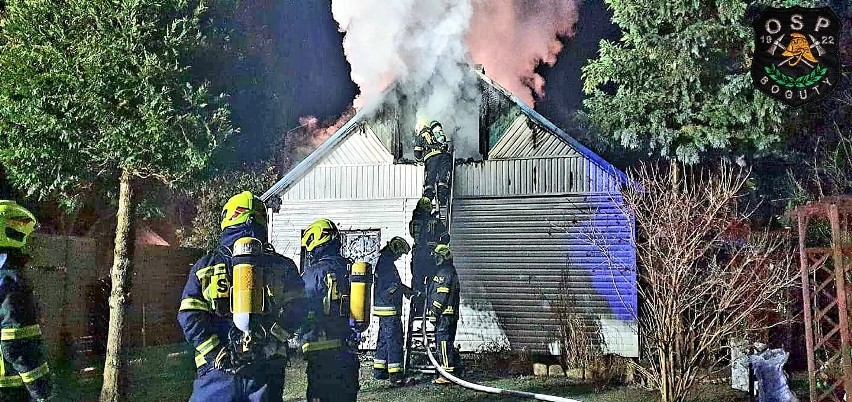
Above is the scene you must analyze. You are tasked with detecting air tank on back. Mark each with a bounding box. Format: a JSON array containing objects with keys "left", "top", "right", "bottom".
[
  {"left": 349, "top": 261, "right": 372, "bottom": 331},
  {"left": 231, "top": 237, "right": 265, "bottom": 346}
]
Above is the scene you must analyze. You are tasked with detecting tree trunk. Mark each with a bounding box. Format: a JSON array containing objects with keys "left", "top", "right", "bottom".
[
  {"left": 661, "top": 347, "right": 680, "bottom": 402},
  {"left": 99, "top": 170, "right": 135, "bottom": 402}
]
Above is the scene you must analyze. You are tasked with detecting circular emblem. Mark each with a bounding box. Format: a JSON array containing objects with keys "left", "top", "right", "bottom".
[{"left": 752, "top": 7, "right": 842, "bottom": 107}]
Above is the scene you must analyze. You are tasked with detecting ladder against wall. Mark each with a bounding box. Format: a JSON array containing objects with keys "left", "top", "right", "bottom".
[
  {"left": 403, "top": 297, "right": 437, "bottom": 375},
  {"left": 793, "top": 197, "right": 852, "bottom": 402}
]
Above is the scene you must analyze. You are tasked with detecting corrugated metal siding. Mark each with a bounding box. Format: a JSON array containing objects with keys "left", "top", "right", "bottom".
[
  {"left": 451, "top": 195, "right": 638, "bottom": 357},
  {"left": 318, "top": 127, "right": 393, "bottom": 166},
  {"left": 269, "top": 198, "right": 512, "bottom": 352},
  {"left": 455, "top": 156, "right": 620, "bottom": 197},
  {"left": 281, "top": 164, "right": 424, "bottom": 201},
  {"left": 489, "top": 115, "right": 577, "bottom": 159}
]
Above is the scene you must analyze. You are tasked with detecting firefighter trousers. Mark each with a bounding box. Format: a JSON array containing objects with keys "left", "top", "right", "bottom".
[
  {"left": 373, "top": 315, "right": 403, "bottom": 378},
  {"left": 189, "top": 363, "right": 285, "bottom": 402},
  {"left": 305, "top": 347, "right": 359, "bottom": 402},
  {"left": 424, "top": 154, "right": 452, "bottom": 201},
  {"left": 435, "top": 314, "right": 458, "bottom": 373}
]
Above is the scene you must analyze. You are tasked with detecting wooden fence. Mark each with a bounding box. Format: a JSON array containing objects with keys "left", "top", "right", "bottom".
[{"left": 23, "top": 235, "right": 203, "bottom": 366}]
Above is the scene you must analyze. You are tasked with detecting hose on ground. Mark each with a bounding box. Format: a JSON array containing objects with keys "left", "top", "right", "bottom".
[{"left": 421, "top": 300, "right": 583, "bottom": 402}]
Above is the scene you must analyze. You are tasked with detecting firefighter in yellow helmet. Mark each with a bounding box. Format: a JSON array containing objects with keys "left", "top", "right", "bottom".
[
  {"left": 426, "top": 244, "right": 460, "bottom": 384},
  {"left": 413, "top": 120, "right": 452, "bottom": 206},
  {"left": 372, "top": 236, "right": 416, "bottom": 385},
  {"left": 0, "top": 201, "right": 53, "bottom": 401},
  {"left": 408, "top": 197, "right": 449, "bottom": 316},
  {"left": 299, "top": 218, "right": 359, "bottom": 402},
  {"left": 177, "top": 192, "right": 306, "bottom": 402}
]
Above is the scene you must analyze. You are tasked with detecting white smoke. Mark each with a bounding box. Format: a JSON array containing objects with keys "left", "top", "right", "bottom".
[
  {"left": 332, "top": 0, "right": 482, "bottom": 159},
  {"left": 331, "top": 0, "right": 581, "bottom": 159}
]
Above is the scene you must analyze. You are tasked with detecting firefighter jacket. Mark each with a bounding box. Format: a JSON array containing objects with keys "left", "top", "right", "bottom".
[
  {"left": 299, "top": 241, "right": 354, "bottom": 353},
  {"left": 372, "top": 251, "right": 411, "bottom": 317},
  {"left": 414, "top": 130, "right": 448, "bottom": 162},
  {"left": 409, "top": 209, "right": 449, "bottom": 250},
  {"left": 177, "top": 226, "right": 306, "bottom": 371},
  {"left": 0, "top": 253, "right": 51, "bottom": 400},
  {"left": 426, "top": 262, "right": 460, "bottom": 317}
]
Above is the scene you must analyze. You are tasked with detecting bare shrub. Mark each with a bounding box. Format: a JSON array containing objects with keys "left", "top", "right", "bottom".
[
  {"left": 553, "top": 265, "right": 605, "bottom": 382},
  {"left": 598, "top": 162, "right": 797, "bottom": 402}
]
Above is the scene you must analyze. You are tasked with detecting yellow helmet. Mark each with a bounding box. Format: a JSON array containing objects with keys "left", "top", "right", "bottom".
[
  {"left": 301, "top": 218, "right": 339, "bottom": 252},
  {"left": 0, "top": 200, "right": 38, "bottom": 250},
  {"left": 386, "top": 236, "right": 411, "bottom": 255},
  {"left": 416, "top": 197, "right": 432, "bottom": 211},
  {"left": 432, "top": 244, "right": 452, "bottom": 265},
  {"left": 220, "top": 191, "right": 267, "bottom": 230}
]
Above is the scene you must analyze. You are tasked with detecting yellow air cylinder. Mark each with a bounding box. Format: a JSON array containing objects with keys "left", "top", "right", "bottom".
[
  {"left": 231, "top": 237, "right": 265, "bottom": 334},
  {"left": 349, "top": 261, "right": 372, "bottom": 330}
]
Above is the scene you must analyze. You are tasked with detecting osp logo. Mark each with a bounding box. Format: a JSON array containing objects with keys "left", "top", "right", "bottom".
[{"left": 752, "top": 7, "right": 841, "bottom": 107}]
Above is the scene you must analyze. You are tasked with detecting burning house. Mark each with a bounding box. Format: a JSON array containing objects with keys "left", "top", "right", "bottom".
[{"left": 262, "top": 69, "right": 637, "bottom": 357}]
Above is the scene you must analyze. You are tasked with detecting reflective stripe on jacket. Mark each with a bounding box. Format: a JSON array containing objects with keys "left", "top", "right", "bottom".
[
  {"left": 300, "top": 243, "right": 353, "bottom": 353},
  {"left": 427, "top": 263, "right": 460, "bottom": 316},
  {"left": 0, "top": 254, "right": 52, "bottom": 399},
  {"left": 372, "top": 251, "right": 403, "bottom": 316},
  {"left": 177, "top": 243, "right": 306, "bottom": 368}
]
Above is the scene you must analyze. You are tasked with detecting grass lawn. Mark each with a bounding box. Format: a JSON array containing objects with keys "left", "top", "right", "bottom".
[{"left": 50, "top": 343, "right": 772, "bottom": 402}]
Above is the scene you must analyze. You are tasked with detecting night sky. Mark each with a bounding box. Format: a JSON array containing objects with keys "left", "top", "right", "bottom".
[
  {"left": 1, "top": 0, "right": 619, "bottom": 199},
  {"left": 0, "top": 1, "right": 624, "bottom": 237},
  {"left": 537, "top": 0, "right": 620, "bottom": 130},
  {"left": 224, "top": 0, "right": 618, "bottom": 164}
]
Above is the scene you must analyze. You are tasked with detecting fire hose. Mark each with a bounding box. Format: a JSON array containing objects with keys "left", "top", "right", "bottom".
[{"left": 420, "top": 300, "right": 583, "bottom": 402}]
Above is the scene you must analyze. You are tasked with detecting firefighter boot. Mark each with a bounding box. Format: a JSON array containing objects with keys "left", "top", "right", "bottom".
[{"left": 437, "top": 182, "right": 450, "bottom": 207}]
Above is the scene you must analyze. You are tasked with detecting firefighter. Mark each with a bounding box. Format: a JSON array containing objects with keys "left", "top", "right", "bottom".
[
  {"left": 0, "top": 201, "right": 52, "bottom": 402},
  {"left": 409, "top": 197, "right": 449, "bottom": 303},
  {"left": 414, "top": 120, "right": 452, "bottom": 206},
  {"left": 177, "top": 191, "right": 306, "bottom": 402},
  {"left": 426, "top": 244, "right": 460, "bottom": 384},
  {"left": 299, "top": 218, "right": 360, "bottom": 402},
  {"left": 371, "top": 236, "right": 416, "bottom": 385}
]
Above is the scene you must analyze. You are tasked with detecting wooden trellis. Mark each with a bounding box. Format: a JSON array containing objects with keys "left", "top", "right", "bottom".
[{"left": 794, "top": 197, "right": 852, "bottom": 402}]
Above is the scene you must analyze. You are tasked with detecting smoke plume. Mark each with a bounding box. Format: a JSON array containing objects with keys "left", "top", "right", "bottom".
[
  {"left": 329, "top": 0, "right": 579, "bottom": 158},
  {"left": 282, "top": 108, "right": 356, "bottom": 169},
  {"left": 332, "top": 0, "right": 482, "bottom": 159},
  {"left": 469, "top": 1, "right": 580, "bottom": 105}
]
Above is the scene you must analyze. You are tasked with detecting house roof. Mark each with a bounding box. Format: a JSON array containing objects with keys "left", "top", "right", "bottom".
[{"left": 262, "top": 70, "right": 628, "bottom": 201}]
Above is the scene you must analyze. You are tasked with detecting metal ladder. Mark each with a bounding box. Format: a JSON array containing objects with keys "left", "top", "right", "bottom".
[
  {"left": 406, "top": 146, "right": 454, "bottom": 375},
  {"left": 402, "top": 296, "right": 436, "bottom": 375}
]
